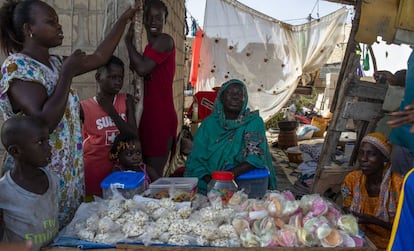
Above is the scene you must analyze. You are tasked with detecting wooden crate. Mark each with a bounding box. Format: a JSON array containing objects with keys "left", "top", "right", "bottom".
[{"left": 311, "top": 165, "right": 355, "bottom": 198}]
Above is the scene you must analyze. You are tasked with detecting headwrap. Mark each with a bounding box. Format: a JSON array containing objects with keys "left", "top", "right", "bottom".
[
  {"left": 349, "top": 132, "right": 396, "bottom": 222},
  {"left": 185, "top": 79, "right": 277, "bottom": 194},
  {"left": 361, "top": 132, "right": 392, "bottom": 159}
]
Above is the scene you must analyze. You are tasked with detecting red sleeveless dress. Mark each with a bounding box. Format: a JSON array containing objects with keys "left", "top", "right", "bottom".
[{"left": 139, "top": 44, "right": 177, "bottom": 156}]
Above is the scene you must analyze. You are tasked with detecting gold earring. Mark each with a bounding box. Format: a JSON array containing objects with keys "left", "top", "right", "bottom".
[{"left": 30, "top": 33, "right": 33, "bottom": 38}]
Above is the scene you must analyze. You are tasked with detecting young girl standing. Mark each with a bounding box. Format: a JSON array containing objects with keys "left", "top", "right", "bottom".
[{"left": 125, "top": 0, "right": 177, "bottom": 181}]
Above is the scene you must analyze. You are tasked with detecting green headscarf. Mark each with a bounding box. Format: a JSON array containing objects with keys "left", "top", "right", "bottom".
[{"left": 185, "top": 79, "right": 277, "bottom": 194}]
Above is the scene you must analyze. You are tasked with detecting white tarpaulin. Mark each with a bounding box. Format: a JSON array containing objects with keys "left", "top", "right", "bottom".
[{"left": 195, "top": 0, "right": 348, "bottom": 121}]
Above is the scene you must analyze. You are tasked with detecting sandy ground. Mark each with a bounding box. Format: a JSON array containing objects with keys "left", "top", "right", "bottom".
[{"left": 267, "top": 130, "right": 326, "bottom": 197}]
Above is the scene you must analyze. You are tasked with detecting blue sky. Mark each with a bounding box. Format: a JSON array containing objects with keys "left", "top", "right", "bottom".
[{"left": 186, "top": 0, "right": 351, "bottom": 28}]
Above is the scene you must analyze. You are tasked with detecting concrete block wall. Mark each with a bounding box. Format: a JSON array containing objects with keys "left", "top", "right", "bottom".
[
  {"left": 164, "top": 0, "right": 187, "bottom": 130},
  {"left": 0, "top": 0, "right": 187, "bottom": 154}
]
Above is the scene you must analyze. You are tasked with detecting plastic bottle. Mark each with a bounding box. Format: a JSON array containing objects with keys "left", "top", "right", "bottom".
[{"left": 208, "top": 171, "right": 238, "bottom": 203}]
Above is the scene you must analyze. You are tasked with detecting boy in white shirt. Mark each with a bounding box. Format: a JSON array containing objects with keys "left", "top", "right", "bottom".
[{"left": 0, "top": 116, "right": 58, "bottom": 251}]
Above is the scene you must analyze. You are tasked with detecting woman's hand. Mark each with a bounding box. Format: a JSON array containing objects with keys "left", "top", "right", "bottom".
[
  {"left": 119, "top": 4, "right": 140, "bottom": 23},
  {"left": 202, "top": 174, "right": 212, "bottom": 184},
  {"left": 387, "top": 101, "right": 414, "bottom": 133},
  {"left": 350, "top": 210, "right": 392, "bottom": 230},
  {"left": 343, "top": 207, "right": 376, "bottom": 225},
  {"left": 232, "top": 162, "right": 254, "bottom": 177},
  {"left": 62, "top": 49, "right": 87, "bottom": 78},
  {"left": 351, "top": 211, "right": 375, "bottom": 224}
]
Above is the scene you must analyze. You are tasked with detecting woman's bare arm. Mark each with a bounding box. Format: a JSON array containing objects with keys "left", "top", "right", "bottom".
[
  {"left": 74, "top": 6, "right": 139, "bottom": 75},
  {"left": 124, "top": 24, "right": 173, "bottom": 76},
  {"left": 8, "top": 50, "right": 86, "bottom": 132}
]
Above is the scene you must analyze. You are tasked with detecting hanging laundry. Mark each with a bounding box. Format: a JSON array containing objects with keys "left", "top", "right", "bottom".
[
  {"left": 363, "top": 45, "right": 370, "bottom": 71},
  {"left": 191, "top": 17, "right": 198, "bottom": 37}
]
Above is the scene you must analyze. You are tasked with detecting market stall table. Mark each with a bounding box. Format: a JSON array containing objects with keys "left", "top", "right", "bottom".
[
  {"left": 46, "top": 179, "right": 378, "bottom": 251},
  {"left": 43, "top": 243, "right": 377, "bottom": 251}
]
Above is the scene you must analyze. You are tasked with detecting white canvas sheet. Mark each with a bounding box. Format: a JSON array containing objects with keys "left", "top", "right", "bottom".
[{"left": 196, "top": 0, "right": 348, "bottom": 121}]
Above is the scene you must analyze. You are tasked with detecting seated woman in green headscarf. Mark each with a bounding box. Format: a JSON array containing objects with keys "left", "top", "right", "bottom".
[{"left": 185, "top": 79, "right": 277, "bottom": 194}]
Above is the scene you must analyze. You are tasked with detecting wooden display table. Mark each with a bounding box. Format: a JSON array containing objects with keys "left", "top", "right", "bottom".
[{"left": 43, "top": 242, "right": 377, "bottom": 251}]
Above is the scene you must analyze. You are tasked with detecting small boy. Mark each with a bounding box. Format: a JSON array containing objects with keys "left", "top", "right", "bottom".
[
  {"left": 0, "top": 116, "right": 58, "bottom": 251},
  {"left": 109, "top": 133, "right": 153, "bottom": 188}
]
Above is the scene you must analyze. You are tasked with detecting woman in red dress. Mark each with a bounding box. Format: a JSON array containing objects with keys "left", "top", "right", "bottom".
[{"left": 125, "top": 0, "right": 177, "bottom": 181}]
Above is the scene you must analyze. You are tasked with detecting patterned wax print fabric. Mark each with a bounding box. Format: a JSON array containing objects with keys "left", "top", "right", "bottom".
[
  {"left": 387, "top": 168, "right": 414, "bottom": 251},
  {"left": 0, "top": 53, "right": 84, "bottom": 227},
  {"left": 341, "top": 169, "right": 403, "bottom": 249},
  {"left": 185, "top": 79, "right": 277, "bottom": 195},
  {"left": 139, "top": 44, "right": 177, "bottom": 157}
]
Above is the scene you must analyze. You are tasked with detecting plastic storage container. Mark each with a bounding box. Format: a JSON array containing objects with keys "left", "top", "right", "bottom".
[
  {"left": 208, "top": 171, "right": 238, "bottom": 203},
  {"left": 100, "top": 171, "right": 145, "bottom": 199},
  {"left": 236, "top": 168, "right": 269, "bottom": 198},
  {"left": 149, "top": 177, "right": 198, "bottom": 202}
]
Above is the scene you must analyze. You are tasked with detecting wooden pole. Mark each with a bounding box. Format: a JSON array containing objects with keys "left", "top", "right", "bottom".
[
  {"left": 330, "top": 0, "right": 362, "bottom": 112},
  {"left": 368, "top": 45, "right": 378, "bottom": 73},
  {"left": 132, "top": 0, "right": 145, "bottom": 127},
  {"left": 311, "top": 0, "right": 363, "bottom": 193}
]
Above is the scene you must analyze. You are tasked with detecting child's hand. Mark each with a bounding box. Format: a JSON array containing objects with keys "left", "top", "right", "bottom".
[
  {"left": 0, "top": 241, "right": 32, "bottom": 251},
  {"left": 97, "top": 94, "right": 116, "bottom": 115},
  {"left": 126, "top": 93, "right": 137, "bottom": 107},
  {"left": 124, "top": 23, "right": 135, "bottom": 47}
]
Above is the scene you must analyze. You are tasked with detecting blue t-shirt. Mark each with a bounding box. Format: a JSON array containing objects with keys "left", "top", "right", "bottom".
[
  {"left": 388, "top": 168, "right": 414, "bottom": 250},
  {"left": 389, "top": 49, "right": 414, "bottom": 152}
]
